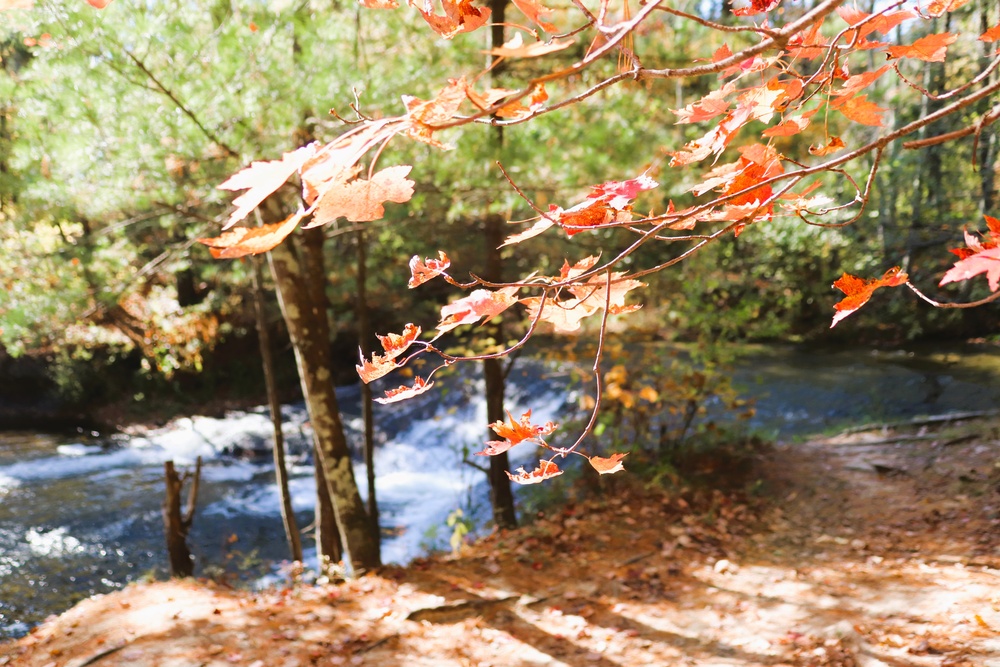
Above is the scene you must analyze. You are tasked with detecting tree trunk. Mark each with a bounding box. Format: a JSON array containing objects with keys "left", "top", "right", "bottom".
[
  {"left": 483, "top": 0, "right": 518, "bottom": 530},
  {"left": 268, "top": 236, "right": 380, "bottom": 574},
  {"left": 356, "top": 230, "right": 381, "bottom": 557},
  {"left": 313, "top": 441, "right": 342, "bottom": 571},
  {"left": 250, "top": 254, "right": 302, "bottom": 563},
  {"left": 163, "top": 457, "right": 201, "bottom": 578}
]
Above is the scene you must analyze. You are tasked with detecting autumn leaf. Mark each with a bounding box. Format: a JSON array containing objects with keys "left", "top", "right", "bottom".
[
  {"left": 496, "top": 84, "right": 549, "bottom": 120},
  {"left": 506, "top": 460, "right": 563, "bottom": 485},
  {"left": 926, "top": 0, "right": 969, "bottom": 17},
  {"left": 940, "top": 215, "right": 1000, "bottom": 291},
  {"left": 763, "top": 116, "right": 810, "bottom": 138},
  {"left": 86, "top": 0, "right": 112, "bottom": 7},
  {"left": 809, "top": 136, "right": 846, "bottom": 156},
  {"left": 474, "top": 440, "right": 516, "bottom": 456},
  {"left": 375, "top": 376, "right": 435, "bottom": 404},
  {"left": 197, "top": 210, "right": 305, "bottom": 259},
  {"left": 359, "top": 0, "right": 398, "bottom": 7},
  {"left": 835, "top": 65, "right": 891, "bottom": 98},
  {"left": 837, "top": 6, "right": 914, "bottom": 39},
  {"left": 219, "top": 143, "right": 318, "bottom": 229},
  {"left": 548, "top": 174, "right": 658, "bottom": 236},
  {"left": 490, "top": 409, "right": 557, "bottom": 445},
  {"left": 437, "top": 287, "right": 519, "bottom": 334},
  {"left": 981, "top": 23, "right": 1000, "bottom": 43},
  {"left": 408, "top": 251, "right": 451, "bottom": 288},
  {"left": 488, "top": 34, "right": 572, "bottom": 58},
  {"left": 376, "top": 323, "right": 422, "bottom": 360},
  {"left": 830, "top": 267, "right": 908, "bottom": 327},
  {"left": 831, "top": 94, "right": 885, "bottom": 127},
  {"left": 418, "top": 0, "right": 490, "bottom": 39},
  {"left": 886, "top": 33, "right": 957, "bottom": 63},
  {"left": 305, "top": 165, "right": 414, "bottom": 227},
  {"left": 510, "top": 0, "right": 556, "bottom": 32},
  {"left": 731, "top": 0, "right": 780, "bottom": 18},
  {"left": 589, "top": 452, "right": 627, "bottom": 475},
  {"left": 403, "top": 79, "right": 468, "bottom": 148},
  {"left": 356, "top": 351, "right": 400, "bottom": 383}
]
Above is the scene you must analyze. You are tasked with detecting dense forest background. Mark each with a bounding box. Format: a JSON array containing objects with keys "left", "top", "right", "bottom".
[{"left": 0, "top": 0, "right": 997, "bottom": 425}]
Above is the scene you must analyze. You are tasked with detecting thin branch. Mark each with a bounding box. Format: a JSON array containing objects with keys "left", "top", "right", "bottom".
[{"left": 906, "top": 282, "right": 1000, "bottom": 309}]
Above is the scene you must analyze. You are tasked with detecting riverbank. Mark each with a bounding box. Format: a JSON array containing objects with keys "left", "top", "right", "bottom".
[{"left": 5, "top": 414, "right": 999, "bottom": 666}]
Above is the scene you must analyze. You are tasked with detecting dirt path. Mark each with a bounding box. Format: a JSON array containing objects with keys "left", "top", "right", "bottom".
[{"left": 4, "top": 419, "right": 999, "bottom": 667}]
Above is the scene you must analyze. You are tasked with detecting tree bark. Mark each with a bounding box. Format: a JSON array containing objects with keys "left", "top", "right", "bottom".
[
  {"left": 163, "top": 457, "right": 201, "bottom": 578},
  {"left": 484, "top": 0, "right": 518, "bottom": 530},
  {"left": 250, "top": 254, "right": 302, "bottom": 563},
  {"left": 313, "top": 441, "right": 342, "bottom": 571},
  {"left": 356, "top": 230, "right": 381, "bottom": 557},
  {"left": 268, "top": 236, "right": 380, "bottom": 574}
]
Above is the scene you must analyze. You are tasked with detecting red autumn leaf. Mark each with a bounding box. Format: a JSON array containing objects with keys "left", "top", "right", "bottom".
[
  {"left": 835, "top": 65, "right": 891, "bottom": 98},
  {"left": 549, "top": 174, "right": 658, "bottom": 236},
  {"left": 474, "top": 440, "right": 516, "bottom": 456},
  {"left": 731, "top": 0, "right": 780, "bottom": 18},
  {"left": 940, "top": 216, "right": 1000, "bottom": 291},
  {"left": 197, "top": 210, "right": 305, "bottom": 259},
  {"left": 672, "top": 82, "right": 735, "bottom": 125},
  {"left": 837, "top": 7, "right": 914, "bottom": 39},
  {"left": 356, "top": 351, "right": 400, "bottom": 383},
  {"left": 886, "top": 33, "right": 957, "bottom": 63},
  {"left": 762, "top": 116, "right": 810, "bottom": 137},
  {"left": 219, "top": 143, "right": 318, "bottom": 229},
  {"left": 418, "top": 0, "right": 490, "bottom": 39},
  {"left": 376, "top": 323, "right": 422, "bottom": 360},
  {"left": 981, "top": 23, "right": 1000, "bottom": 42},
  {"left": 509, "top": 0, "right": 556, "bottom": 32},
  {"left": 490, "top": 409, "right": 557, "bottom": 445},
  {"left": 589, "top": 452, "right": 627, "bottom": 475},
  {"left": 305, "top": 165, "right": 414, "bottom": 227},
  {"left": 831, "top": 94, "right": 885, "bottom": 126},
  {"left": 488, "top": 33, "right": 571, "bottom": 58},
  {"left": 506, "top": 460, "right": 563, "bottom": 485},
  {"left": 86, "top": 0, "right": 112, "bottom": 7},
  {"left": 809, "top": 136, "right": 846, "bottom": 156},
  {"left": 437, "top": 287, "right": 519, "bottom": 334},
  {"left": 830, "top": 267, "right": 908, "bottom": 327},
  {"left": 926, "top": 0, "right": 969, "bottom": 17},
  {"left": 408, "top": 251, "right": 451, "bottom": 288},
  {"left": 360, "top": 0, "right": 398, "bottom": 7},
  {"left": 375, "top": 376, "right": 435, "bottom": 404}
]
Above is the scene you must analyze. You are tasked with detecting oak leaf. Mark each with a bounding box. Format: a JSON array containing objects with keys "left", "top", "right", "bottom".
[
  {"left": 408, "top": 251, "right": 451, "bottom": 288},
  {"left": 830, "top": 267, "right": 908, "bottom": 327},
  {"left": 305, "top": 165, "right": 414, "bottom": 227},
  {"left": 375, "top": 376, "right": 435, "bottom": 404},
  {"left": 506, "top": 460, "right": 563, "bottom": 485},
  {"left": 219, "top": 143, "right": 318, "bottom": 229},
  {"left": 197, "top": 210, "right": 305, "bottom": 259},
  {"left": 589, "top": 453, "right": 627, "bottom": 475}
]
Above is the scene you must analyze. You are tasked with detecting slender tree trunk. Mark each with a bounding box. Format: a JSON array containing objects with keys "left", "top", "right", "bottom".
[
  {"left": 356, "top": 230, "right": 381, "bottom": 556},
  {"left": 313, "top": 441, "right": 342, "bottom": 570},
  {"left": 163, "top": 457, "right": 201, "bottom": 578},
  {"left": 250, "top": 255, "right": 302, "bottom": 563},
  {"left": 268, "top": 236, "right": 380, "bottom": 574},
  {"left": 483, "top": 0, "right": 518, "bottom": 530}
]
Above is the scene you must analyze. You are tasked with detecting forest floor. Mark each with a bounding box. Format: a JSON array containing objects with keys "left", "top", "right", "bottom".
[{"left": 3, "top": 416, "right": 1000, "bottom": 667}]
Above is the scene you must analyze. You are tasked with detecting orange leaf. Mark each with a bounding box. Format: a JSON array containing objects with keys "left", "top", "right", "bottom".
[
  {"left": 437, "top": 287, "right": 519, "bottom": 334},
  {"left": 762, "top": 116, "right": 810, "bottom": 137},
  {"left": 403, "top": 79, "right": 468, "bottom": 148},
  {"left": 197, "top": 210, "right": 305, "bottom": 259},
  {"left": 589, "top": 452, "right": 627, "bottom": 475},
  {"left": 837, "top": 7, "right": 915, "bottom": 39},
  {"left": 474, "top": 440, "right": 516, "bottom": 456},
  {"left": 809, "top": 136, "right": 846, "bottom": 156},
  {"left": 506, "top": 461, "right": 563, "bottom": 485},
  {"left": 376, "top": 323, "right": 421, "bottom": 360},
  {"left": 835, "top": 65, "right": 891, "bottom": 98},
  {"left": 306, "top": 165, "right": 414, "bottom": 227},
  {"left": 418, "top": 0, "right": 490, "bottom": 39},
  {"left": 496, "top": 84, "right": 549, "bottom": 120},
  {"left": 490, "top": 409, "right": 557, "bottom": 445},
  {"left": 86, "top": 0, "right": 112, "bottom": 7},
  {"left": 219, "top": 144, "right": 318, "bottom": 229},
  {"left": 926, "top": 0, "right": 969, "bottom": 17},
  {"left": 886, "top": 33, "right": 957, "bottom": 62},
  {"left": 408, "top": 251, "right": 451, "bottom": 288},
  {"left": 831, "top": 267, "right": 908, "bottom": 327},
  {"left": 731, "top": 0, "right": 780, "bottom": 17},
  {"left": 981, "top": 23, "right": 1000, "bottom": 43},
  {"left": 360, "top": 0, "right": 398, "bottom": 7},
  {"left": 831, "top": 94, "right": 885, "bottom": 126},
  {"left": 375, "top": 376, "right": 435, "bottom": 404},
  {"left": 356, "top": 351, "right": 400, "bottom": 383},
  {"left": 510, "top": 0, "right": 556, "bottom": 32},
  {"left": 488, "top": 34, "right": 571, "bottom": 58}
]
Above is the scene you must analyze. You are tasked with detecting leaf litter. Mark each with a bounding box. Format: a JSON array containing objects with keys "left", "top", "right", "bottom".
[{"left": 4, "top": 416, "right": 1000, "bottom": 666}]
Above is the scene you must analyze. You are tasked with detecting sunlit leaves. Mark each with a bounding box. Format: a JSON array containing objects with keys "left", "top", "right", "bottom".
[
  {"left": 408, "top": 251, "right": 451, "bottom": 288},
  {"left": 981, "top": 23, "right": 1000, "bottom": 43},
  {"left": 489, "top": 409, "right": 557, "bottom": 446},
  {"left": 886, "top": 33, "right": 957, "bottom": 62},
  {"left": 437, "top": 287, "right": 519, "bottom": 334},
  {"left": 506, "top": 460, "right": 563, "bottom": 485},
  {"left": 197, "top": 210, "right": 305, "bottom": 259},
  {"left": 940, "top": 216, "right": 1000, "bottom": 291},
  {"left": 589, "top": 453, "right": 627, "bottom": 475},
  {"left": 218, "top": 144, "right": 318, "bottom": 229},
  {"left": 306, "top": 165, "right": 414, "bottom": 227},
  {"left": 830, "top": 94, "right": 885, "bottom": 127},
  {"left": 357, "top": 324, "right": 422, "bottom": 383},
  {"left": 510, "top": 0, "right": 556, "bottom": 32},
  {"left": 375, "top": 376, "right": 435, "bottom": 404},
  {"left": 417, "top": 0, "right": 491, "bottom": 39},
  {"left": 830, "top": 268, "right": 908, "bottom": 327}
]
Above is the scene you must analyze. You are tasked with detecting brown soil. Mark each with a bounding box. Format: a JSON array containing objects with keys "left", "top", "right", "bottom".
[{"left": 3, "top": 417, "right": 1000, "bottom": 667}]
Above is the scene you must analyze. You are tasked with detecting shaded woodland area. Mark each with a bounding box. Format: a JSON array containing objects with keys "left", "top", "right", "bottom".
[{"left": 2, "top": 0, "right": 1000, "bottom": 664}]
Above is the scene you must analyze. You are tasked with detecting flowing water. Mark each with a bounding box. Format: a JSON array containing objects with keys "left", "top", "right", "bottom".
[{"left": 1, "top": 344, "right": 999, "bottom": 636}]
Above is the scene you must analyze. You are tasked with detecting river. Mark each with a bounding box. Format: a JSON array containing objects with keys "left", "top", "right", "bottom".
[{"left": 1, "top": 343, "right": 999, "bottom": 637}]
